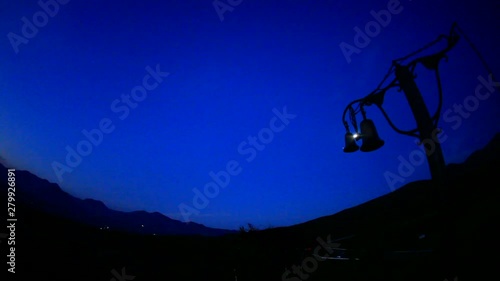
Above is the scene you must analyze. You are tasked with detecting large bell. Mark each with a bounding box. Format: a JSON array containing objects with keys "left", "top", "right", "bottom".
[
  {"left": 343, "top": 132, "right": 359, "bottom": 153},
  {"left": 360, "top": 119, "right": 384, "bottom": 152}
]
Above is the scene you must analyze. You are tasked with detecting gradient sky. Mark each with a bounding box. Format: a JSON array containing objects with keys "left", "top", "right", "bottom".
[{"left": 1, "top": 0, "right": 499, "bottom": 230}]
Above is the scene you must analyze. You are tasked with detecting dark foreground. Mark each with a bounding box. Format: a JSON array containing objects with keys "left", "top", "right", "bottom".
[{"left": 3, "top": 134, "right": 499, "bottom": 281}]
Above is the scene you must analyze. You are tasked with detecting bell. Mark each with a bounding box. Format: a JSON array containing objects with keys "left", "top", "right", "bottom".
[
  {"left": 343, "top": 132, "right": 359, "bottom": 153},
  {"left": 360, "top": 119, "right": 384, "bottom": 152}
]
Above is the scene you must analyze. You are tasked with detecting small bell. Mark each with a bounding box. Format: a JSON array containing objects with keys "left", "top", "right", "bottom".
[
  {"left": 343, "top": 132, "right": 359, "bottom": 153},
  {"left": 360, "top": 119, "right": 384, "bottom": 152}
]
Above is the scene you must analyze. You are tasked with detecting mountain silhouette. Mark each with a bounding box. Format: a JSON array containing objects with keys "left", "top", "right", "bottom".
[
  {"left": 1, "top": 132, "right": 498, "bottom": 281},
  {"left": 0, "top": 164, "right": 235, "bottom": 236},
  {"left": 247, "top": 132, "right": 500, "bottom": 280}
]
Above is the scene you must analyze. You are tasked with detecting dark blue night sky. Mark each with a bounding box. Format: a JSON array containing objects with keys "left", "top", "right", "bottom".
[{"left": 1, "top": 0, "right": 499, "bottom": 230}]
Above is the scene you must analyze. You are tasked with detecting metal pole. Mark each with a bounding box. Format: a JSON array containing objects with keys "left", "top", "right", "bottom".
[
  {"left": 394, "top": 63, "right": 446, "bottom": 185},
  {"left": 395, "top": 62, "right": 456, "bottom": 278}
]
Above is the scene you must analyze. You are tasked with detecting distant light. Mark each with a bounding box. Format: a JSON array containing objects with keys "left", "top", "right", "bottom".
[
  {"left": 153, "top": 233, "right": 156, "bottom": 236},
  {"left": 141, "top": 225, "right": 144, "bottom": 227},
  {"left": 353, "top": 133, "right": 359, "bottom": 139}
]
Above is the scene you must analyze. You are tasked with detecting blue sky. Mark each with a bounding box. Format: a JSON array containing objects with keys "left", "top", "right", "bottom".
[{"left": 1, "top": 0, "right": 499, "bottom": 230}]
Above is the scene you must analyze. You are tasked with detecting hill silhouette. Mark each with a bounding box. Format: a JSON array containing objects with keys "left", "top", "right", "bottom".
[
  {"left": 0, "top": 163, "right": 235, "bottom": 236},
  {"left": 1, "top": 132, "right": 499, "bottom": 280}
]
